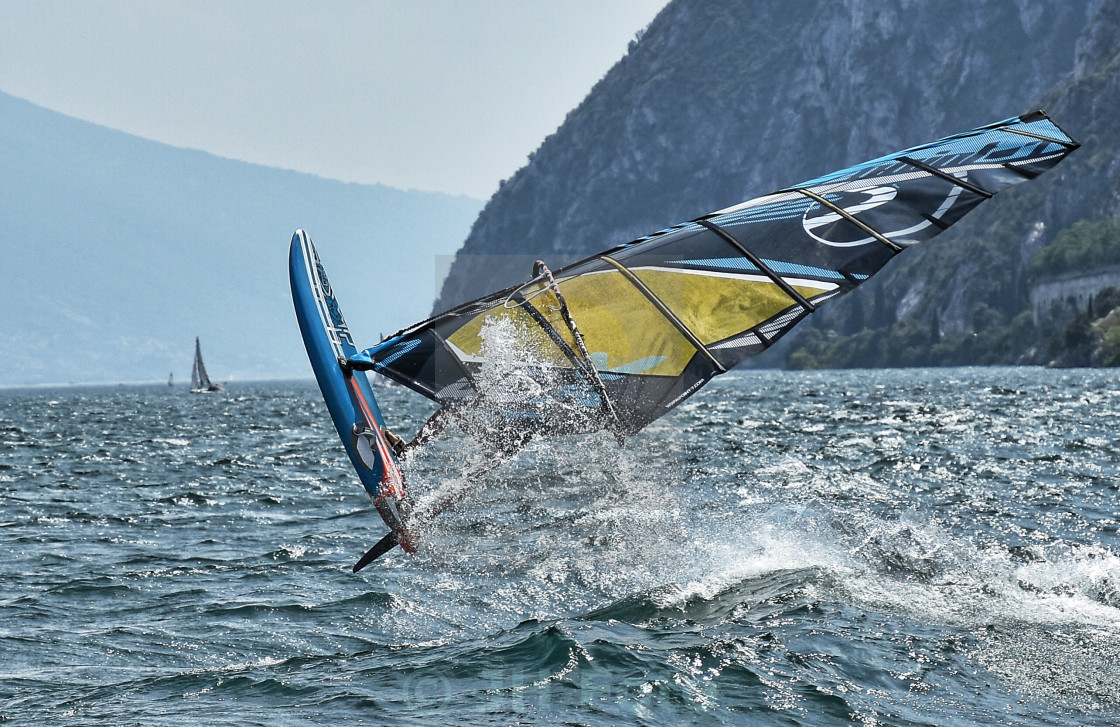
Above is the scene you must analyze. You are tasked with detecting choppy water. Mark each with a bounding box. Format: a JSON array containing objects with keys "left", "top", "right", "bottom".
[{"left": 2, "top": 367, "right": 1119, "bottom": 725}]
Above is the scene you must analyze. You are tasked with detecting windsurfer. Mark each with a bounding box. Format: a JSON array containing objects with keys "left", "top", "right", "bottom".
[
  {"left": 383, "top": 407, "right": 451, "bottom": 457},
  {"left": 384, "top": 405, "right": 537, "bottom": 459}
]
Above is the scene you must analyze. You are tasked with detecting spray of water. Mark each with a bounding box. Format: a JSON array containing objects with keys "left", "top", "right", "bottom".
[{"left": 385, "top": 340, "right": 1120, "bottom": 707}]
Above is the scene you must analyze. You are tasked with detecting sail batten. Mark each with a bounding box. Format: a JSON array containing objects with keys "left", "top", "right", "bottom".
[
  {"left": 696, "top": 218, "right": 818, "bottom": 312},
  {"left": 598, "top": 255, "right": 726, "bottom": 374},
  {"left": 898, "top": 155, "right": 994, "bottom": 198},
  {"left": 355, "top": 112, "right": 1078, "bottom": 439},
  {"left": 997, "top": 126, "right": 1079, "bottom": 148}
]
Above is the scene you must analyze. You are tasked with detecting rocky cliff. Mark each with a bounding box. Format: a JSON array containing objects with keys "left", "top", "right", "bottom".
[
  {"left": 788, "top": 0, "right": 1120, "bottom": 368},
  {"left": 434, "top": 0, "right": 1120, "bottom": 368}
]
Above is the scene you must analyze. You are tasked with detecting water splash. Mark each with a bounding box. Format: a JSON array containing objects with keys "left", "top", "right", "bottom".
[{"left": 5, "top": 371, "right": 1120, "bottom": 724}]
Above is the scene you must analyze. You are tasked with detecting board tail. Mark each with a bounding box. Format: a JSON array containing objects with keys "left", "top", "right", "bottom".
[{"left": 288, "top": 230, "right": 416, "bottom": 566}]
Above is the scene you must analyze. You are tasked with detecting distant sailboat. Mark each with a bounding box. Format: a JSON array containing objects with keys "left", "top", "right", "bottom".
[
  {"left": 168, "top": 372, "right": 174, "bottom": 387},
  {"left": 190, "top": 337, "right": 223, "bottom": 393}
]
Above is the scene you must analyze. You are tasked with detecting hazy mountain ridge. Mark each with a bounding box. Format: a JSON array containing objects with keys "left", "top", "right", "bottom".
[
  {"left": 434, "top": 0, "right": 1116, "bottom": 368},
  {"left": 0, "top": 92, "right": 483, "bottom": 386}
]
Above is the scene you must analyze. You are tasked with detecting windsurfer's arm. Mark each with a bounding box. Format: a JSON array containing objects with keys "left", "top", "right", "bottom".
[
  {"left": 407, "top": 408, "right": 451, "bottom": 451},
  {"left": 385, "top": 408, "right": 452, "bottom": 456}
]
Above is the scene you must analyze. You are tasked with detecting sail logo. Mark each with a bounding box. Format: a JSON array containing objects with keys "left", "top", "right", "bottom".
[{"left": 802, "top": 186, "right": 897, "bottom": 247}]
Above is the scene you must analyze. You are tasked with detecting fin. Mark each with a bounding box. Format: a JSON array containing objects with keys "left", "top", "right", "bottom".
[
  {"left": 352, "top": 454, "right": 511, "bottom": 571},
  {"left": 353, "top": 530, "right": 400, "bottom": 572}
]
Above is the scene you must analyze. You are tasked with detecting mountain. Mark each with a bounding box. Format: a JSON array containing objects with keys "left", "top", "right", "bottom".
[
  {"left": 433, "top": 0, "right": 1117, "bottom": 368},
  {"left": 786, "top": 0, "right": 1120, "bottom": 368},
  {"left": 0, "top": 92, "right": 482, "bottom": 386}
]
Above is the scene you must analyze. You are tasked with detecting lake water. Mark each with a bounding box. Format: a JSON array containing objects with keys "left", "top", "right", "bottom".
[{"left": 2, "top": 367, "right": 1119, "bottom": 725}]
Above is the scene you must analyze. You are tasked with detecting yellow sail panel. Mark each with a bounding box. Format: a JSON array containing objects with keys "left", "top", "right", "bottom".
[
  {"left": 445, "top": 270, "right": 698, "bottom": 377},
  {"left": 524, "top": 292, "right": 578, "bottom": 353},
  {"left": 633, "top": 268, "right": 835, "bottom": 344},
  {"left": 445, "top": 301, "right": 572, "bottom": 367},
  {"left": 552, "top": 270, "right": 696, "bottom": 376}
]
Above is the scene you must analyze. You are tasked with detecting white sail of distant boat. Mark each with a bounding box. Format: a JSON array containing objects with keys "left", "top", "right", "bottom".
[
  {"left": 168, "top": 372, "right": 174, "bottom": 387},
  {"left": 190, "top": 337, "right": 222, "bottom": 393}
]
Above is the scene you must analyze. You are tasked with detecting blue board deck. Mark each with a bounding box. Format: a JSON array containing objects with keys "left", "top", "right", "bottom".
[{"left": 289, "top": 230, "right": 414, "bottom": 562}]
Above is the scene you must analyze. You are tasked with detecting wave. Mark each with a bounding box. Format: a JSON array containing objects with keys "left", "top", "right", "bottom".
[{"left": 582, "top": 567, "right": 823, "bottom": 626}]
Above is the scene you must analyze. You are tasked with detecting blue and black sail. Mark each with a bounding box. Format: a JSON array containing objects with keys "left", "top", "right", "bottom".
[{"left": 348, "top": 111, "right": 1078, "bottom": 438}]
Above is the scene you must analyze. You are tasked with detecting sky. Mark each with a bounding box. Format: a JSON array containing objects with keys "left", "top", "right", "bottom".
[{"left": 0, "top": 0, "right": 667, "bottom": 200}]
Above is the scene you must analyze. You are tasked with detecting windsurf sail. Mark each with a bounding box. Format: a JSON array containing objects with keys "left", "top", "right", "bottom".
[{"left": 349, "top": 111, "right": 1078, "bottom": 441}]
